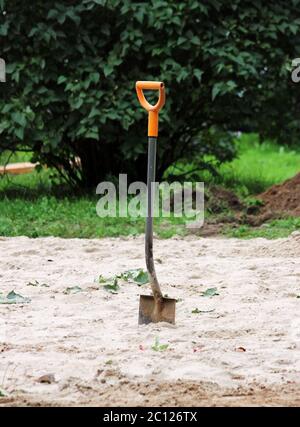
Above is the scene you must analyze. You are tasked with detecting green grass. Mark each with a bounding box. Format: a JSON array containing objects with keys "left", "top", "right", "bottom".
[
  {"left": 225, "top": 218, "right": 300, "bottom": 239},
  {"left": 0, "top": 149, "right": 33, "bottom": 165},
  {"left": 0, "top": 135, "right": 300, "bottom": 240},
  {"left": 218, "top": 133, "right": 300, "bottom": 196},
  {"left": 0, "top": 191, "right": 188, "bottom": 239},
  {"left": 0, "top": 164, "right": 188, "bottom": 238}
]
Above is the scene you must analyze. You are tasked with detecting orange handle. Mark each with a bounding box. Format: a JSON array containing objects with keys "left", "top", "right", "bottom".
[{"left": 136, "top": 81, "right": 165, "bottom": 137}]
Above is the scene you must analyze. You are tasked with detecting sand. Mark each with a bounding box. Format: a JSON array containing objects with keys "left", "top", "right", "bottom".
[{"left": 0, "top": 233, "right": 299, "bottom": 407}]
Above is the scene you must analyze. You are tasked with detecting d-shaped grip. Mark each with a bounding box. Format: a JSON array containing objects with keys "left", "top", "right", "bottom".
[{"left": 136, "top": 81, "right": 165, "bottom": 137}]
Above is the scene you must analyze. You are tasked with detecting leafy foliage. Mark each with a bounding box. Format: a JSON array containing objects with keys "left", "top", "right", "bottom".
[
  {"left": 118, "top": 268, "right": 149, "bottom": 285},
  {"left": 99, "top": 274, "right": 120, "bottom": 293},
  {"left": 98, "top": 268, "right": 148, "bottom": 294},
  {"left": 151, "top": 337, "right": 169, "bottom": 352},
  {"left": 1, "top": 1, "right": 300, "bottom": 186}
]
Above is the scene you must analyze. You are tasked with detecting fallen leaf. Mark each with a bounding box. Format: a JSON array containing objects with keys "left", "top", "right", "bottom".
[
  {"left": 27, "top": 281, "right": 50, "bottom": 288},
  {"left": 103, "top": 278, "right": 119, "bottom": 294},
  {"left": 235, "top": 347, "right": 246, "bottom": 352},
  {"left": 26, "top": 280, "right": 39, "bottom": 287},
  {"left": 192, "top": 308, "right": 215, "bottom": 314},
  {"left": 193, "top": 344, "right": 205, "bottom": 352},
  {"left": 63, "top": 286, "right": 83, "bottom": 295},
  {"left": 119, "top": 268, "right": 149, "bottom": 285},
  {"left": 98, "top": 274, "right": 108, "bottom": 284},
  {"left": 151, "top": 337, "right": 169, "bottom": 352},
  {"left": 0, "top": 388, "right": 7, "bottom": 397},
  {"left": 201, "top": 287, "right": 219, "bottom": 297},
  {"left": 98, "top": 275, "right": 119, "bottom": 293},
  {"left": 0, "top": 290, "right": 31, "bottom": 304},
  {"left": 37, "top": 374, "right": 56, "bottom": 384}
]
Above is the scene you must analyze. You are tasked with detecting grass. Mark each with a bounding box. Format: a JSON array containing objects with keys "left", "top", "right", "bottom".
[
  {"left": 0, "top": 150, "right": 33, "bottom": 165},
  {"left": 0, "top": 190, "right": 188, "bottom": 239},
  {"left": 0, "top": 134, "right": 299, "bottom": 240},
  {"left": 217, "top": 133, "right": 300, "bottom": 196},
  {"left": 225, "top": 218, "right": 300, "bottom": 239},
  {"left": 0, "top": 165, "right": 188, "bottom": 238}
]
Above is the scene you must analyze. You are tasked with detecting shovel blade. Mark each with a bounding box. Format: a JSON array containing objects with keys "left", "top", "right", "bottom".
[{"left": 138, "top": 295, "right": 176, "bottom": 325}]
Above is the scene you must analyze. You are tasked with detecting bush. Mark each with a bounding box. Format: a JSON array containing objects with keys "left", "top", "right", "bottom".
[{"left": 1, "top": 0, "right": 300, "bottom": 187}]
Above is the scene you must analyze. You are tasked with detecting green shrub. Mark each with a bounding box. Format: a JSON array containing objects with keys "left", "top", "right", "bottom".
[{"left": 1, "top": 1, "right": 300, "bottom": 187}]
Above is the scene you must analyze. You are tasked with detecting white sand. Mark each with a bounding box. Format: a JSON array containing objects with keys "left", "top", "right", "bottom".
[{"left": 0, "top": 233, "right": 299, "bottom": 406}]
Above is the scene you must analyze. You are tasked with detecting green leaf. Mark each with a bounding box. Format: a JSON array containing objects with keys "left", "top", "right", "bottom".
[
  {"left": 71, "top": 98, "right": 84, "bottom": 109},
  {"left": 192, "top": 308, "right": 215, "bottom": 314},
  {"left": 151, "top": 337, "right": 169, "bottom": 352},
  {"left": 193, "top": 69, "right": 203, "bottom": 82},
  {"left": 0, "top": 21, "right": 8, "bottom": 36},
  {"left": 63, "top": 286, "right": 83, "bottom": 295},
  {"left": 190, "top": 35, "right": 201, "bottom": 46},
  {"left": 119, "top": 268, "right": 149, "bottom": 285},
  {"left": 14, "top": 127, "right": 24, "bottom": 140},
  {"left": 0, "top": 388, "right": 7, "bottom": 397},
  {"left": 212, "top": 84, "right": 220, "bottom": 101},
  {"left": 177, "top": 36, "right": 186, "bottom": 46},
  {"left": 28, "top": 27, "right": 38, "bottom": 37},
  {"left": 0, "top": 290, "right": 31, "bottom": 304},
  {"left": 12, "top": 112, "right": 26, "bottom": 127},
  {"left": 88, "top": 107, "right": 101, "bottom": 119},
  {"left": 200, "top": 288, "right": 219, "bottom": 297},
  {"left": 57, "top": 75, "right": 67, "bottom": 84},
  {"left": 103, "top": 278, "right": 119, "bottom": 294},
  {"left": 85, "top": 127, "right": 99, "bottom": 139},
  {"left": 47, "top": 9, "right": 58, "bottom": 19},
  {"left": 98, "top": 274, "right": 107, "bottom": 283},
  {"left": 98, "top": 275, "right": 120, "bottom": 293},
  {"left": 90, "top": 72, "right": 100, "bottom": 84},
  {"left": 103, "top": 64, "right": 113, "bottom": 77}
]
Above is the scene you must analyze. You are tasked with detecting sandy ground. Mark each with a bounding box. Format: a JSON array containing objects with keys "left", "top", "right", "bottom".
[{"left": 0, "top": 233, "right": 299, "bottom": 407}]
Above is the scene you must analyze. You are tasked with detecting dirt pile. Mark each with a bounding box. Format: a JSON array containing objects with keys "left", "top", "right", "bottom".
[
  {"left": 169, "top": 175, "right": 300, "bottom": 232},
  {"left": 258, "top": 172, "right": 300, "bottom": 217},
  {"left": 206, "top": 185, "right": 244, "bottom": 213}
]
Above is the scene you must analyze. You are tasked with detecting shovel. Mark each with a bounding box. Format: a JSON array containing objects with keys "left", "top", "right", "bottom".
[{"left": 135, "top": 81, "right": 176, "bottom": 325}]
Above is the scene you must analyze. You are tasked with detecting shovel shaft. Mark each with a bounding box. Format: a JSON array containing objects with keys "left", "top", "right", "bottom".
[{"left": 145, "top": 137, "right": 163, "bottom": 301}]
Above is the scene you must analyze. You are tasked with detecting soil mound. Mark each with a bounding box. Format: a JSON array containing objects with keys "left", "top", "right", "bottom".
[
  {"left": 258, "top": 172, "right": 300, "bottom": 217},
  {"left": 206, "top": 185, "right": 244, "bottom": 213}
]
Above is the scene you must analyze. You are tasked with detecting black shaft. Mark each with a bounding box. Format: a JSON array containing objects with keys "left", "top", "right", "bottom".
[{"left": 145, "top": 137, "right": 162, "bottom": 300}]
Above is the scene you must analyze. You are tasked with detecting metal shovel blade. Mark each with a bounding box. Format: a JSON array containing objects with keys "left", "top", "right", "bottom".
[{"left": 138, "top": 295, "right": 176, "bottom": 325}]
